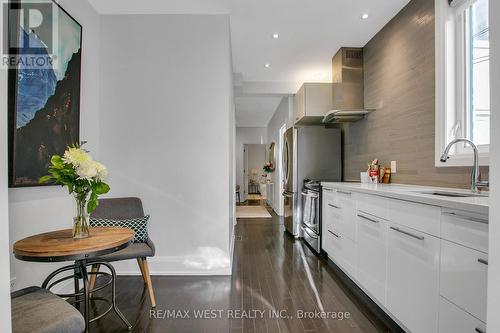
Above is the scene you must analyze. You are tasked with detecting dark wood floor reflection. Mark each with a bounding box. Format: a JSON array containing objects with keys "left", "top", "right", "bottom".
[{"left": 90, "top": 209, "right": 389, "bottom": 333}]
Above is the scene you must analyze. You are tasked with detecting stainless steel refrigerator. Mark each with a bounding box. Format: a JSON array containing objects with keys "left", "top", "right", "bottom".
[{"left": 282, "top": 127, "right": 342, "bottom": 237}]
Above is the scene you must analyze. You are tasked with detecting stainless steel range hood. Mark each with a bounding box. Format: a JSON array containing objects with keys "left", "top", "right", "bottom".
[{"left": 323, "top": 47, "right": 375, "bottom": 124}]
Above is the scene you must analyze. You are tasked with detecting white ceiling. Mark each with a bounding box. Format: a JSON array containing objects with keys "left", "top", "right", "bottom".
[
  {"left": 88, "top": 0, "right": 410, "bottom": 127},
  {"left": 235, "top": 96, "right": 283, "bottom": 128},
  {"left": 230, "top": 0, "right": 409, "bottom": 84},
  {"left": 88, "top": 0, "right": 230, "bottom": 15}
]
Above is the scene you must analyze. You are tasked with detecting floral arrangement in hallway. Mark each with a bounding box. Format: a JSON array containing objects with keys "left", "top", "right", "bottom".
[
  {"left": 263, "top": 162, "right": 275, "bottom": 173},
  {"left": 39, "top": 143, "right": 110, "bottom": 238}
]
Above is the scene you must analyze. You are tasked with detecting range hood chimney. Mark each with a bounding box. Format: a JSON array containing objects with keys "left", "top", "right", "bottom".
[{"left": 323, "top": 47, "right": 375, "bottom": 123}]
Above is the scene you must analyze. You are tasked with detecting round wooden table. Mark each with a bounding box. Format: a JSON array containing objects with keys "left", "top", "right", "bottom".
[{"left": 13, "top": 227, "right": 135, "bottom": 332}]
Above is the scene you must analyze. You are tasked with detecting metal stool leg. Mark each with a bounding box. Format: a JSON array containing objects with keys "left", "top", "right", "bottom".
[
  {"left": 99, "top": 261, "right": 132, "bottom": 330},
  {"left": 42, "top": 261, "right": 132, "bottom": 331},
  {"left": 74, "top": 265, "right": 81, "bottom": 311},
  {"left": 78, "top": 260, "right": 90, "bottom": 333}
]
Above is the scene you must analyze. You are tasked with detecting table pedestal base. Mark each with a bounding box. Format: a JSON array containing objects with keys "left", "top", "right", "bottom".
[{"left": 42, "top": 260, "right": 132, "bottom": 332}]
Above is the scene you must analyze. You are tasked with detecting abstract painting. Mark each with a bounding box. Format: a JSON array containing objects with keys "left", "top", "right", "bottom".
[{"left": 8, "top": 0, "right": 82, "bottom": 187}]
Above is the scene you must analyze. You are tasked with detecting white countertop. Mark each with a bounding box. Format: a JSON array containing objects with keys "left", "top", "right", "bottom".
[{"left": 321, "top": 182, "right": 489, "bottom": 215}]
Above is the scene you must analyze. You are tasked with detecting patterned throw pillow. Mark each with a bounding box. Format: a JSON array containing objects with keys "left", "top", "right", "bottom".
[{"left": 89, "top": 215, "right": 150, "bottom": 243}]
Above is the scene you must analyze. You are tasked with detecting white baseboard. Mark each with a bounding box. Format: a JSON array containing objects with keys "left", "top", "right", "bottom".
[{"left": 41, "top": 255, "right": 232, "bottom": 296}]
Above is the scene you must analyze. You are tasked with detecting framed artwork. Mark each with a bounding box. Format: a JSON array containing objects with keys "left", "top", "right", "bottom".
[{"left": 8, "top": 0, "right": 82, "bottom": 187}]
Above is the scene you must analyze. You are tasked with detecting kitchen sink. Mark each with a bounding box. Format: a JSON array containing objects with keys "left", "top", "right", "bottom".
[{"left": 417, "top": 191, "right": 488, "bottom": 198}]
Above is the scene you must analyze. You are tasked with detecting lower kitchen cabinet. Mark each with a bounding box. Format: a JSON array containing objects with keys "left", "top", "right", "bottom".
[
  {"left": 386, "top": 223, "right": 440, "bottom": 333},
  {"left": 438, "top": 298, "right": 486, "bottom": 333},
  {"left": 334, "top": 190, "right": 356, "bottom": 241},
  {"left": 324, "top": 227, "right": 356, "bottom": 277},
  {"left": 320, "top": 185, "right": 488, "bottom": 333},
  {"left": 322, "top": 188, "right": 356, "bottom": 241},
  {"left": 440, "top": 239, "right": 488, "bottom": 322},
  {"left": 355, "top": 210, "right": 387, "bottom": 304}
]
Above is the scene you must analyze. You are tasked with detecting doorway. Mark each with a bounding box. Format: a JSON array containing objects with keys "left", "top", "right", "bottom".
[{"left": 242, "top": 144, "right": 267, "bottom": 206}]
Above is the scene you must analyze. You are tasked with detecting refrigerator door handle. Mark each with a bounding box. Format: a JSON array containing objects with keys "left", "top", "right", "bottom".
[{"left": 283, "top": 139, "right": 289, "bottom": 185}]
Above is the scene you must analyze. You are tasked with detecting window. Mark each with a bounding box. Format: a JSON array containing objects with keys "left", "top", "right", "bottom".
[
  {"left": 435, "top": 0, "right": 490, "bottom": 166},
  {"left": 467, "top": 0, "right": 490, "bottom": 145}
]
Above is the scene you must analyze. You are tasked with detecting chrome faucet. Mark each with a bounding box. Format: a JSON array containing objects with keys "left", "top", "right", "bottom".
[{"left": 440, "top": 138, "right": 489, "bottom": 192}]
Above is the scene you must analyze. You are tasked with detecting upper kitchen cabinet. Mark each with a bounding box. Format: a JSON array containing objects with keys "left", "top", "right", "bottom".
[{"left": 293, "top": 83, "right": 332, "bottom": 126}]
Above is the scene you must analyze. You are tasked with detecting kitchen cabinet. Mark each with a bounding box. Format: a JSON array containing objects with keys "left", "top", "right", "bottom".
[
  {"left": 386, "top": 223, "right": 440, "bottom": 333},
  {"left": 326, "top": 228, "right": 356, "bottom": 277},
  {"left": 440, "top": 239, "right": 488, "bottom": 322},
  {"left": 320, "top": 182, "right": 489, "bottom": 333},
  {"left": 387, "top": 198, "right": 441, "bottom": 236},
  {"left": 321, "top": 188, "right": 335, "bottom": 255},
  {"left": 322, "top": 187, "right": 356, "bottom": 277},
  {"left": 355, "top": 210, "right": 388, "bottom": 305},
  {"left": 440, "top": 209, "right": 488, "bottom": 324},
  {"left": 293, "top": 83, "right": 332, "bottom": 126},
  {"left": 322, "top": 188, "right": 356, "bottom": 239},
  {"left": 441, "top": 208, "right": 488, "bottom": 253},
  {"left": 357, "top": 193, "right": 389, "bottom": 221},
  {"left": 322, "top": 187, "right": 356, "bottom": 240},
  {"left": 333, "top": 189, "right": 356, "bottom": 241},
  {"left": 438, "top": 298, "right": 486, "bottom": 333}
]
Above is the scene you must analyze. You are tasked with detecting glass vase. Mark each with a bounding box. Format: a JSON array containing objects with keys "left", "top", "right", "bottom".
[{"left": 73, "top": 192, "right": 90, "bottom": 239}]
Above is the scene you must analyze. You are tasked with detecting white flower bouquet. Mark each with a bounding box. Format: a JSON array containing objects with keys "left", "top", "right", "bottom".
[{"left": 40, "top": 144, "right": 110, "bottom": 238}]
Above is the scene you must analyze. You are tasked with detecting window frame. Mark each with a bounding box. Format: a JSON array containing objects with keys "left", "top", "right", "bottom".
[{"left": 435, "top": 0, "right": 490, "bottom": 167}]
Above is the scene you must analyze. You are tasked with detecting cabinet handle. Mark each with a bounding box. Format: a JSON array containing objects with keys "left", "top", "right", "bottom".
[
  {"left": 478, "top": 258, "right": 489, "bottom": 266},
  {"left": 328, "top": 203, "right": 340, "bottom": 209},
  {"left": 357, "top": 213, "right": 379, "bottom": 224},
  {"left": 390, "top": 226, "right": 424, "bottom": 240},
  {"left": 475, "top": 328, "right": 486, "bottom": 333},
  {"left": 328, "top": 230, "right": 340, "bottom": 238},
  {"left": 442, "top": 212, "right": 488, "bottom": 224},
  {"left": 336, "top": 190, "right": 352, "bottom": 195},
  {"left": 323, "top": 188, "right": 333, "bottom": 192}
]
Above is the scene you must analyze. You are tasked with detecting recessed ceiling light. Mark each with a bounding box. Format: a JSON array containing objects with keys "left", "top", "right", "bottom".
[
  {"left": 361, "top": 13, "right": 369, "bottom": 19},
  {"left": 264, "top": 63, "right": 271, "bottom": 68},
  {"left": 272, "top": 33, "right": 279, "bottom": 39}
]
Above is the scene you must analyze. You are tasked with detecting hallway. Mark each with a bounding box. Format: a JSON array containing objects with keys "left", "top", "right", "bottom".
[{"left": 93, "top": 210, "right": 387, "bottom": 332}]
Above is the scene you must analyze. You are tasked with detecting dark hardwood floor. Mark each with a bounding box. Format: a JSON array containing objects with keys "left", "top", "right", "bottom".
[{"left": 89, "top": 208, "right": 390, "bottom": 333}]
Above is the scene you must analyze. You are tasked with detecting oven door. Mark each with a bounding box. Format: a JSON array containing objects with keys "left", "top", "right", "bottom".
[
  {"left": 301, "top": 190, "right": 319, "bottom": 234},
  {"left": 302, "top": 224, "right": 320, "bottom": 253}
]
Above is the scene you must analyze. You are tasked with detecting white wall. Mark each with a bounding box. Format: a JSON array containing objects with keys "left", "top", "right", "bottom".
[
  {"left": 228, "top": 73, "right": 236, "bottom": 259},
  {"left": 0, "top": 4, "right": 12, "bottom": 329},
  {"left": 487, "top": 0, "right": 500, "bottom": 331},
  {"left": 235, "top": 127, "right": 266, "bottom": 201},
  {"left": 246, "top": 144, "right": 267, "bottom": 181},
  {"left": 8, "top": 0, "right": 101, "bottom": 291},
  {"left": 99, "top": 14, "right": 233, "bottom": 275},
  {"left": 266, "top": 96, "right": 293, "bottom": 213}
]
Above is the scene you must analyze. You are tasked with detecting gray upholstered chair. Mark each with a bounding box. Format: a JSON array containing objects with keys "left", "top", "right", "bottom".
[
  {"left": 11, "top": 286, "right": 85, "bottom": 333},
  {"left": 89, "top": 197, "right": 156, "bottom": 307}
]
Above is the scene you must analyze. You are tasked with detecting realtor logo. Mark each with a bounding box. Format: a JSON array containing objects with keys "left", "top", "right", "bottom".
[{"left": 2, "top": 0, "right": 56, "bottom": 69}]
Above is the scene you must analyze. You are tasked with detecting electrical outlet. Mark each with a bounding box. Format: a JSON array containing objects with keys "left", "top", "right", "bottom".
[
  {"left": 391, "top": 161, "right": 397, "bottom": 174},
  {"left": 10, "top": 277, "right": 16, "bottom": 290}
]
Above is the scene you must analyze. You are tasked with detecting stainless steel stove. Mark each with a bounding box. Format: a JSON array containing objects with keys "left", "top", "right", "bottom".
[{"left": 301, "top": 179, "right": 321, "bottom": 253}]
